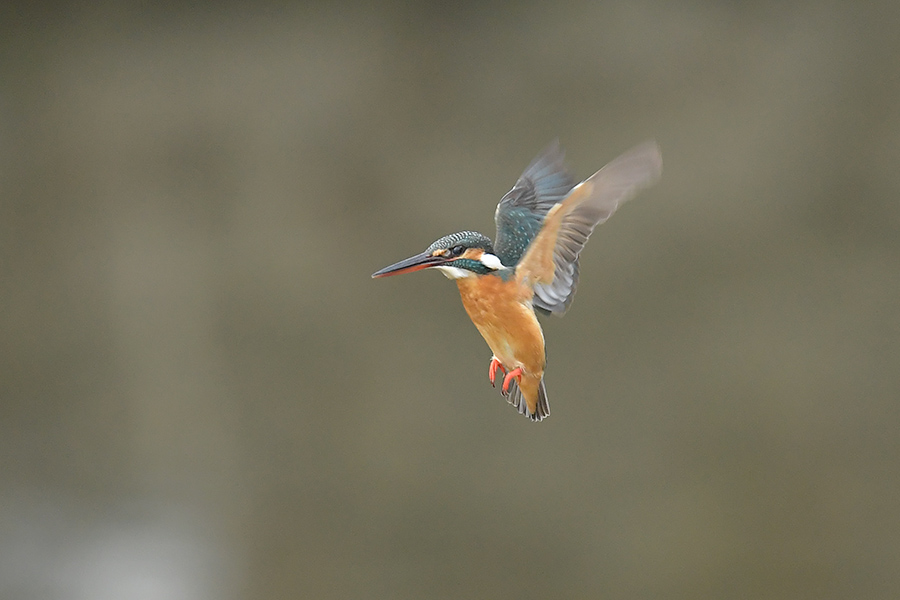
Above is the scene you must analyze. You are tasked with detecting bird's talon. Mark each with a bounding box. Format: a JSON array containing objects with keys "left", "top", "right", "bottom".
[
  {"left": 501, "top": 367, "right": 523, "bottom": 394},
  {"left": 488, "top": 357, "right": 506, "bottom": 387}
]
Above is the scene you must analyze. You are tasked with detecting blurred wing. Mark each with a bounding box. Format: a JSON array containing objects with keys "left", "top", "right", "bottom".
[
  {"left": 493, "top": 140, "right": 578, "bottom": 267},
  {"left": 517, "top": 141, "right": 663, "bottom": 314}
]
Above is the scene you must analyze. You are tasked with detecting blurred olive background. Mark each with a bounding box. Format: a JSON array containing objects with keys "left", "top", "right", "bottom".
[{"left": 2, "top": 2, "right": 899, "bottom": 599}]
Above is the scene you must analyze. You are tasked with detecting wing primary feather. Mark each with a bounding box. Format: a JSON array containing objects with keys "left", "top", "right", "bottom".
[{"left": 518, "top": 141, "right": 662, "bottom": 310}]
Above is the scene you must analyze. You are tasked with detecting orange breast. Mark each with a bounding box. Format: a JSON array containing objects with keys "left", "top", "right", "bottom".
[{"left": 455, "top": 275, "right": 545, "bottom": 377}]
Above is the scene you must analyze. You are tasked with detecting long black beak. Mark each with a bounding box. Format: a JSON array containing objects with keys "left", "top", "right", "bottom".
[{"left": 371, "top": 251, "right": 446, "bottom": 278}]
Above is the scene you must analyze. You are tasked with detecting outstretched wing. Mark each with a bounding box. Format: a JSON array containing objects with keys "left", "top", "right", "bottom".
[
  {"left": 516, "top": 141, "right": 662, "bottom": 313},
  {"left": 493, "top": 141, "right": 578, "bottom": 268}
]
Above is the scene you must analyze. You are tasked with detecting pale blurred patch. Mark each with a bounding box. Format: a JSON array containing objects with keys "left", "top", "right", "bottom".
[{"left": 0, "top": 491, "right": 241, "bottom": 600}]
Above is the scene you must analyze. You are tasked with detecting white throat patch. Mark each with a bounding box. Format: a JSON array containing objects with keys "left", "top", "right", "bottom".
[{"left": 436, "top": 265, "right": 474, "bottom": 279}]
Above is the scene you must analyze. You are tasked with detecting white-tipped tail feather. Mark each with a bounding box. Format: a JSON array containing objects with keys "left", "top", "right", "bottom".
[{"left": 502, "top": 378, "right": 550, "bottom": 422}]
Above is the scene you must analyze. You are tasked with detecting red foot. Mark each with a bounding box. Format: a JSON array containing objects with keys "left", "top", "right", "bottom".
[
  {"left": 489, "top": 357, "right": 506, "bottom": 387},
  {"left": 501, "top": 367, "right": 523, "bottom": 395}
]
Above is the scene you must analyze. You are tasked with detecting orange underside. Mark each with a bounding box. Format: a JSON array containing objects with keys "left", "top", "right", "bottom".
[{"left": 455, "top": 274, "right": 545, "bottom": 414}]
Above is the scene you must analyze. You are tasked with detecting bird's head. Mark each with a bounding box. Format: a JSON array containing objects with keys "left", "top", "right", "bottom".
[{"left": 372, "top": 231, "right": 504, "bottom": 280}]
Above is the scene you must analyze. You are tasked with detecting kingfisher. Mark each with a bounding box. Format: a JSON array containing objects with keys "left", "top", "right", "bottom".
[{"left": 372, "top": 141, "right": 662, "bottom": 421}]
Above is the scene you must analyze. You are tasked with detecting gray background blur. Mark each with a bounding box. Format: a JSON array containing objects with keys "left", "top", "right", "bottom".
[{"left": 2, "top": 2, "right": 899, "bottom": 599}]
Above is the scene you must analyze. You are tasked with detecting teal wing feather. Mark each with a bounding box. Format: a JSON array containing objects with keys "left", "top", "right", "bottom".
[{"left": 493, "top": 141, "right": 577, "bottom": 269}]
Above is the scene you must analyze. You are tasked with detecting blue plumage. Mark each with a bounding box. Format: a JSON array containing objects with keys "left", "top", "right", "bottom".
[{"left": 493, "top": 140, "right": 577, "bottom": 268}]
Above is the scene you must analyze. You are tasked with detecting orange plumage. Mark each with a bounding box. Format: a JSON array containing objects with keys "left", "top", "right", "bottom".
[{"left": 455, "top": 270, "right": 546, "bottom": 416}]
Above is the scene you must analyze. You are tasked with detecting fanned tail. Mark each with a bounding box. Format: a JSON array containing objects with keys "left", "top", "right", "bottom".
[{"left": 503, "top": 378, "right": 550, "bottom": 422}]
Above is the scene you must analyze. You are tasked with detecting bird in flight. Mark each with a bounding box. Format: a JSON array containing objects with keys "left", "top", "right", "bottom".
[{"left": 373, "top": 141, "right": 662, "bottom": 421}]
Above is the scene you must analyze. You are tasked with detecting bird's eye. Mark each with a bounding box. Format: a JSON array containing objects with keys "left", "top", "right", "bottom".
[{"left": 450, "top": 245, "right": 464, "bottom": 257}]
